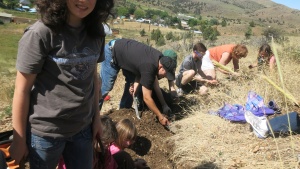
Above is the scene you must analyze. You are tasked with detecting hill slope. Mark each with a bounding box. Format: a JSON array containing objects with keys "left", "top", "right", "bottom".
[{"left": 119, "top": 0, "right": 300, "bottom": 35}]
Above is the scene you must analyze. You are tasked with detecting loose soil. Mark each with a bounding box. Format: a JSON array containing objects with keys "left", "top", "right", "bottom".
[{"left": 102, "top": 96, "right": 192, "bottom": 169}]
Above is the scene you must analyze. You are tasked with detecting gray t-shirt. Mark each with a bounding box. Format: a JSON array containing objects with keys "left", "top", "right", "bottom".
[
  {"left": 179, "top": 54, "right": 202, "bottom": 74},
  {"left": 16, "top": 21, "right": 104, "bottom": 138}
]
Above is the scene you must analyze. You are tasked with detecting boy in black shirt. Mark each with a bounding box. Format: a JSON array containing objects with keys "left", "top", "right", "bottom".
[{"left": 99, "top": 39, "right": 176, "bottom": 126}]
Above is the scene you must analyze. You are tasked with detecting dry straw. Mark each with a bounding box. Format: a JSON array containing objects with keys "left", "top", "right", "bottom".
[{"left": 212, "top": 60, "right": 235, "bottom": 74}]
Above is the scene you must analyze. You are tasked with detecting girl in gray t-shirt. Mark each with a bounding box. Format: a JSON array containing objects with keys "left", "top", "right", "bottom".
[{"left": 9, "top": 0, "right": 114, "bottom": 168}]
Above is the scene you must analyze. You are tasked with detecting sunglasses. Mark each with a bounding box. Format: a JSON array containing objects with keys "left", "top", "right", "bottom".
[{"left": 194, "top": 51, "right": 204, "bottom": 58}]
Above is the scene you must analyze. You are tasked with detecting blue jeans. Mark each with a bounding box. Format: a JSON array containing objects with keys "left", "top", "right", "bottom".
[
  {"left": 268, "top": 112, "right": 299, "bottom": 133},
  {"left": 99, "top": 41, "right": 135, "bottom": 110},
  {"left": 27, "top": 125, "right": 93, "bottom": 169}
]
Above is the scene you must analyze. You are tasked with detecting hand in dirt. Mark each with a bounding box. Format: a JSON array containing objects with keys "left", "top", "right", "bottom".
[
  {"left": 159, "top": 115, "right": 170, "bottom": 126},
  {"left": 9, "top": 136, "right": 28, "bottom": 165},
  {"left": 232, "top": 72, "right": 240, "bottom": 76},
  {"left": 134, "top": 158, "right": 150, "bottom": 169}
]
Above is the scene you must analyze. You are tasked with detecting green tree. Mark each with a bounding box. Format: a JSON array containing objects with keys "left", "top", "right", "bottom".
[
  {"left": 245, "top": 27, "right": 252, "bottom": 39},
  {"left": 249, "top": 21, "right": 255, "bottom": 27},
  {"left": 156, "top": 36, "right": 165, "bottom": 46},
  {"left": 128, "top": 3, "right": 136, "bottom": 15},
  {"left": 117, "top": 6, "right": 129, "bottom": 17},
  {"left": 165, "top": 32, "right": 174, "bottom": 40},
  {"left": 221, "top": 19, "right": 227, "bottom": 27},
  {"left": 209, "top": 18, "right": 219, "bottom": 25},
  {"left": 202, "top": 26, "right": 220, "bottom": 41},
  {"left": 134, "top": 9, "right": 145, "bottom": 19},
  {"left": 187, "top": 18, "right": 199, "bottom": 27},
  {"left": 151, "top": 28, "right": 163, "bottom": 43},
  {"left": 262, "top": 27, "right": 283, "bottom": 43},
  {"left": 3, "top": 0, "right": 19, "bottom": 9},
  {"left": 140, "top": 29, "right": 146, "bottom": 37}
]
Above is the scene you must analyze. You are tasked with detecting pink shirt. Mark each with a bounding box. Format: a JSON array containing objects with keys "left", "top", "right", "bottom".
[{"left": 110, "top": 143, "right": 121, "bottom": 155}]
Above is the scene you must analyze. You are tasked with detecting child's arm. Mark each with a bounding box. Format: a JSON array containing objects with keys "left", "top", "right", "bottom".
[
  {"left": 9, "top": 71, "right": 36, "bottom": 165},
  {"left": 269, "top": 56, "right": 276, "bottom": 70},
  {"left": 249, "top": 61, "right": 258, "bottom": 69}
]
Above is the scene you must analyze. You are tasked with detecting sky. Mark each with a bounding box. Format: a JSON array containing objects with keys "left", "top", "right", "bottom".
[{"left": 272, "top": 0, "right": 300, "bottom": 10}]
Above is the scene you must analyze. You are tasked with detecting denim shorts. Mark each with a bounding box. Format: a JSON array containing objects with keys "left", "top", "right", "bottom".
[{"left": 27, "top": 125, "right": 93, "bottom": 169}]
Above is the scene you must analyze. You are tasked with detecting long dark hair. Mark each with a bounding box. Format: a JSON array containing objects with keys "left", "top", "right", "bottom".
[
  {"left": 258, "top": 44, "right": 273, "bottom": 59},
  {"left": 35, "top": 0, "right": 114, "bottom": 38}
]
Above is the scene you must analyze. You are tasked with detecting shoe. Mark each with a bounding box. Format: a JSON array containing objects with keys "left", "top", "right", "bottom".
[
  {"left": 244, "top": 111, "right": 269, "bottom": 138},
  {"left": 176, "top": 88, "right": 183, "bottom": 97}
]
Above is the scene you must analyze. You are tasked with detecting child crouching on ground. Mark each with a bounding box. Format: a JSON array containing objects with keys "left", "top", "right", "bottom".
[
  {"left": 110, "top": 119, "right": 149, "bottom": 169},
  {"left": 94, "top": 115, "right": 118, "bottom": 169}
]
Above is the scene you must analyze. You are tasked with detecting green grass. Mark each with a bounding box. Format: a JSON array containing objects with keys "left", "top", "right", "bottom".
[
  {"left": 0, "top": 8, "right": 39, "bottom": 20},
  {"left": 0, "top": 23, "right": 29, "bottom": 76},
  {"left": 0, "top": 23, "right": 29, "bottom": 115}
]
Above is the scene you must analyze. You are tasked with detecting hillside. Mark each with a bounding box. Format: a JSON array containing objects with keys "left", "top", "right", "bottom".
[{"left": 118, "top": 0, "right": 300, "bottom": 35}]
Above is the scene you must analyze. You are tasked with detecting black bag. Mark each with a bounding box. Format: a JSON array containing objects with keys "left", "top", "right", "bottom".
[{"left": 0, "top": 130, "right": 21, "bottom": 169}]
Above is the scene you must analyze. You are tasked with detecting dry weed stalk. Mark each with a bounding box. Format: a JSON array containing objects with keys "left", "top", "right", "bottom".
[{"left": 212, "top": 60, "right": 235, "bottom": 74}]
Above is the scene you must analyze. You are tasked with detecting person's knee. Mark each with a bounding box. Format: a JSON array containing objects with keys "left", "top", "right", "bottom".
[
  {"left": 182, "top": 70, "right": 195, "bottom": 85},
  {"left": 198, "top": 86, "right": 208, "bottom": 95}
]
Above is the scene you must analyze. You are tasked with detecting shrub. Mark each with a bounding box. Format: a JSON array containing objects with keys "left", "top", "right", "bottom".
[
  {"left": 156, "top": 36, "right": 165, "bottom": 46},
  {"left": 245, "top": 27, "right": 252, "bottom": 39},
  {"left": 140, "top": 29, "right": 146, "bottom": 37},
  {"left": 165, "top": 31, "right": 174, "bottom": 40}
]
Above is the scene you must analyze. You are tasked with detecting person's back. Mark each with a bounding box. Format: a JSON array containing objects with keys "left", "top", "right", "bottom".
[
  {"left": 209, "top": 44, "right": 235, "bottom": 63},
  {"left": 113, "top": 39, "right": 162, "bottom": 78}
]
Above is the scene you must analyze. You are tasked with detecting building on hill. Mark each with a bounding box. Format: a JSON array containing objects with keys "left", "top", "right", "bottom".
[{"left": 177, "top": 13, "right": 195, "bottom": 21}]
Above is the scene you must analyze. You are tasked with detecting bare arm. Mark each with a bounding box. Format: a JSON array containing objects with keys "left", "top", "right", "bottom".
[
  {"left": 269, "top": 56, "right": 276, "bottom": 70},
  {"left": 9, "top": 71, "right": 36, "bottom": 164},
  {"left": 218, "top": 52, "right": 239, "bottom": 75},
  {"left": 93, "top": 67, "right": 102, "bottom": 140},
  {"left": 249, "top": 60, "right": 258, "bottom": 69},
  {"left": 217, "top": 52, "right": 232, "bottom": 74},
  {"left": 142, "top": 86, "right": 169, "bottom": 126},
  {"left": 168, "top": 80, "right": 177, "bottom": 98},
  {"left": 153, "top": 77, "right": 167, "bottom": 107},
  {"left": 232, "top": 58, "right": 239, "bottom": 72}
]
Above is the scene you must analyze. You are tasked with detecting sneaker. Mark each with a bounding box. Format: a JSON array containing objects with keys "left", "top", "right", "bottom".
[
  {"left": 176, "top": 88, "right": 183, "bottom": 97},
  {"left": 244, "top": 111, "right": 269, "bottom": 138}
]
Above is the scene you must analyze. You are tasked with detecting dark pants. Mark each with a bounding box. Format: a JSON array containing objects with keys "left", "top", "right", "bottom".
[
  {"left": 175, "top": 73, "right": 197, "bottom": 93},
  {"left": 136, "top": 85, "right": 172, "bottom": 111},
  {"left": 268, "top": 112, "right": 300, "bottom": 134}
]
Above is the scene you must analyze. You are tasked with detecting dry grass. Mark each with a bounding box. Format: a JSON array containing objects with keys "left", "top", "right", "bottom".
[
  {"left": 166, "top": 39, "right": 300, "bottom": 168},
  {"left": 103, "top": 26, "right": 300, "bottom": 168},
  {"left": 1, "top": 19, "right": 300, "bottom": 168}
]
